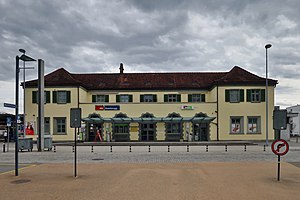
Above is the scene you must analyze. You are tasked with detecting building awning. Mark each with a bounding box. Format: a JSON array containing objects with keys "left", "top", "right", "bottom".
[{"left": 82, "top": 116, "right": 216, "bottom": 123}]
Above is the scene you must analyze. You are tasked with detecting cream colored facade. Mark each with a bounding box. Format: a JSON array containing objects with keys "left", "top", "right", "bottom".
[{"left": 24, "top": 84, "right": 275, "bottom": 142}]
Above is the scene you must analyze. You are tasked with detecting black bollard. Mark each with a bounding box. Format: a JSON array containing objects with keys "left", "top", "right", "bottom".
[
  {"left": 54, "top": 145, "right": 56, "bottom": 153},
  {"left": 167, "top": 145, "right": 170, "bottom": 152},
  {"left": 206, "top": 145, "right": 208, "bottom": 152},
  {"left": 129, "top": 146, "right": 131, "bottom": 152},
  {"left": 244, "top": 144, "right": 247, "bottom": 152},
  {"left": 91, "top": 146, "right": 94, "bottom": 153},
  {"left": 110, "top": 146, "right": 112, "bottom": 152},
  {"left": 3, "top": 143, "right": 5, "bottom": 153},
  {"left": 72, "top": 146, "right": 75, "bottom": 153},
  {"left": 225, "top": 145, "right": 227, "bottom": 152},
  {"left": 187, "top": 145, "right": 189, "bottom": 152},
  {"left": 148, "top": 146, "right": 151, "bottom": 152}
]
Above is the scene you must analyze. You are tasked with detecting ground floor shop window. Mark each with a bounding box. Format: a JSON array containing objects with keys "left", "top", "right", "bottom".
[
  {"left": 140, "top": 123, "right": 156, "bottom": 141},
  {"left": 53, "top": 117, "right": 66, "bottom": 135},
  {"left": 113, "top": 124, "right": 130, "bottom": 141},
  {"left": 193, "top": 123, "right": 208, "bottom": 141},
  {"left": 230, "top": 117, "right": 243, "bottom": 134}
]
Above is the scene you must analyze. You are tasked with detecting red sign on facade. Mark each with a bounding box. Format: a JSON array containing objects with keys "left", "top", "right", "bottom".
[{"left": 95, "top": 105, "right": 105, "bottom": 110}]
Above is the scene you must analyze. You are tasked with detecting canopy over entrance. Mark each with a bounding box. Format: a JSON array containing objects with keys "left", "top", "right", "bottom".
[{"left": 82, "top": 116, "right": 216, "bottom": 123}]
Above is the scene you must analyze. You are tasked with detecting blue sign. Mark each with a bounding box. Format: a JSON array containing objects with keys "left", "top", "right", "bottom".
[
  {"left": 4, "top": 103, "right": 16, "bottom": 109},
  {"left": 6, "top": 117, "right": 12, "bottom": 127},
  {"left": 105, "top": 105, "right": 120, "bottom": 110}
]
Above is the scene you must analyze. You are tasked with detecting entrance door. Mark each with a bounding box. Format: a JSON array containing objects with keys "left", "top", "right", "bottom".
[
  {"left": 88, "top": 123, "right": 102, "bottom": 142},
  {"left": 140, "top": 123, "right": 156, "bottom": 141},
  {"left": 193, "top": 123, "right": 208, "bottom": 141}
]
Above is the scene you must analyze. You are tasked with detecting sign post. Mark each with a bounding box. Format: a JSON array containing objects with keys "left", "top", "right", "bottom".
[
  {"left": 6, "top": 117, "right": 12, "bottom": 152},
  {"left": 271, "top": 139, "right": 289, "bottom": 181},
  {"left": 70, "top": 108, "right": 81, "bottom": 178}
]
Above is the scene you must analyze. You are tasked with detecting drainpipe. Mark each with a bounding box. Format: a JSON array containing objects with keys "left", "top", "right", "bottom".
[{"left": 217, "top": 86, "right": 219, "bottom": 141}]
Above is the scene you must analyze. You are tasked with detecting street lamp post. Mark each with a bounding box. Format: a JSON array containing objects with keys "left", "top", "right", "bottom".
[
  {"left": 15, "top": 50, "right": 36, "bottom": 176},
  {"left": 265, "top": 44, "right": 272, "bottom": 146}
]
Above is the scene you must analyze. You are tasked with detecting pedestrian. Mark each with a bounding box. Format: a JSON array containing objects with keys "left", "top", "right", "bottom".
[{"left": 94, "top": 129, "right": 103, "bottom": 142}]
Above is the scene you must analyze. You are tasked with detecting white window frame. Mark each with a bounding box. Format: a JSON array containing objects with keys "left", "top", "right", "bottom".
[
  {"left": 144, "top": 94, "right": 154, "bottom": 102},
  {"left": 251, "top": 90, "right": 261, "bottom": 102},
  {"left": 247, "top": 116, "right": 261, "bottom": 134},
  {"left": 168, "top": 94, "right": 178, "bottom": 102},
  {"left": 54, "top": 117, "right": 66, "bottom": 135},
  {"left": 191, "top": 94, "right": 202, "bottom": 102},
  {"left": 230, "top": 116, "right": 244, "bottom": 134},
  {"left": 95, "top": 95, "right": 106, "bottom": 103},
  {"left": 57, "top": 91, "right": 67, "bottom": 104},
  {"left": 229, "top": 90, "right": 240, "bottom": 103},
  {"left": 120, "top": 95, "right": 130, "bottom": 103}
]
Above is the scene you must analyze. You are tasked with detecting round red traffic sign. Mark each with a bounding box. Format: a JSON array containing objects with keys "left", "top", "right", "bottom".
[{"left": 271, "top": 139, "right": 289, "bottom": 156}]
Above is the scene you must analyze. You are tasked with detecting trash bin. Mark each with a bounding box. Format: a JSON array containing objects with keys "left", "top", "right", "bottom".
[
  {"left": 37, "top": 135, "right": 53, "bottom": 151},
  {"left": 18, "top": 138, "right": 33, "bottom": 152}
]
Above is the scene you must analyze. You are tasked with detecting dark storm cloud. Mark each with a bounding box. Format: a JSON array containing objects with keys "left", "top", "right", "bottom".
[{"left": 1, "top": 0, "right": 300, "bottom": 108}]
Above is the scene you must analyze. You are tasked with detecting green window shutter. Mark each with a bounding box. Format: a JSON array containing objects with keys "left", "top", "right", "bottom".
[
  {"left": 201, "top": 94, "right": 206, "bottom": 102},
  {"left": 177, "top": 94, "right": 181, "bottom": 102},
  {"left": 164, "top": 94, "right": 168, "bottom": 102},
  {"left": 153, "top": 94, "right": 157, "bottom": 102},
  {"left": 92, "top": 95, "right": 96, "bottom": 103},
  {"left": 240, "top": 90, "right": 244, "bottom": 102},
  {"left": 140, "top": 95, "right": 144, "bottom": 102},
  {"left": 46, "top": 91, "right": 50, "bottom": 103},
  {"left": 52, "top": 91, "right": 57, "bottom": 103},
  {"left": 261, "top": 89, "right": 265, "bottom": 102},
  {"left": 129, "top": 95, "right": 133, "bottom": 102},
  {"left": 225, "top": 90, "right": 230, "bottom": 102},
  {"left": 66, "top": 91, "right": 71, "bottom": 103},
  {"left": 246, "top": 90, "right": 251, "bottom": 102},
  {"left": 105, "top": 95, "right": 109, "bottom": 102},
  {"left": 116, "top": 95, "right": 120, "bottom": 102},
  {"left": 188, "top": 94, "right": 192, "bottom": 102},
  {"left": 32, "top": 91, "right": 37, "bottom": 103}
]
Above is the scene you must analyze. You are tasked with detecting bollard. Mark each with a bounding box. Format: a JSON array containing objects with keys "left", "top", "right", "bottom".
[
  {"left": 263, "top": 145, "right": 266, "bottom": 152},
  {"left": 167, "top": 145, "right": 170, "bottom": 152},
  {"left": 3, "top": 143, "right": 5, "bottom": 153},
  {"left": 206, "top": 145, "right": 208, "bottom": 152},
  {"left": 244, "top": 144, "right": 247, "bottom": 152},
  {"left": 129, "top": 146, "right": 131, "bottom": 152},
  {"left": 148, "top": 146, "right": 151, "bottom": 152},
  {"left": 54, "top": 145, "right": 56, "bottom": 153},
  {"left": 72, "top": 146, "right": 75, "bottom": 153},
  {"left": 91, "top": 146, "right": 94, "bottom": 153},
  {"left": 187, "top": 145, "right": 189, "bottom": 152},
  {"left": 110, "top": 146, "right": 112, "bottom": 152},
  {"left": 225, "top": 145, "right": 227, "bottom": 152}
]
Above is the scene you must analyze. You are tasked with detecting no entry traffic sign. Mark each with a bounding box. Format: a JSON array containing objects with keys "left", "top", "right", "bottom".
[{"left": 271, "top": 139, "right": 289, "bottom": 156}]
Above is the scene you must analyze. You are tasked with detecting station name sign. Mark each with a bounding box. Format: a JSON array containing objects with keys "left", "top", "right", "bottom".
[{"left": 95, "top": 105, "right": 120, "bottom": 111}]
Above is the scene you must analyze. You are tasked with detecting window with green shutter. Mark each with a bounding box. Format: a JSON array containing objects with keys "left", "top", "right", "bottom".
[
  {"left": 140, "top": 94, "right": 157, "bottom": 102},
  {"left": 188, "top": 94, "right": 205, "bottom": 102},
  {"left": 92, "top": 95, "right": 109, "bottom": 103},
  {"left": 225, "top": 89, "right": 244, "bottom": 103},
  {"left": 52, "top": 91, "right": 71, "bottom": 104},
  {"left": 165, "top": 94, "right": 181, "bottom": 102},
  {"left": 32, "top": 91, "right": 51, "bottom": 104},
  {"left": 247, "top": 89, "right": 265, "bottom": 103},
  {"left": 118, "top": 94, "right": 132, "bottom": 103}
]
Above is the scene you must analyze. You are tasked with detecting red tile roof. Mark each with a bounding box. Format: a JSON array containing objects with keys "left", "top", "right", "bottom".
[{"left": 25, "top": 66, "right": 277, "bottom": 90}]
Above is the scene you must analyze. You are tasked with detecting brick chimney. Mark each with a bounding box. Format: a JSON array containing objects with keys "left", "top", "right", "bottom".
[{"left": 119, "top": 63, "right": 124, "bottom": 74}]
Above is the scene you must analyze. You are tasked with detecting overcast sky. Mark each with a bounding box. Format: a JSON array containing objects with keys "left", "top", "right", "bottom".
[{"left": 1, "top": 0, "right": 300, "bottom": 113}]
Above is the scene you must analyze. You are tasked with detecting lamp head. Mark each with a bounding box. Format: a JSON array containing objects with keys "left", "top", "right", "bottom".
[
  {"left": 265, "top": 44, "right": 272, "bottom": 49},
  {"left": 19, "top": 49, "right": 26, "bottom": 54}
]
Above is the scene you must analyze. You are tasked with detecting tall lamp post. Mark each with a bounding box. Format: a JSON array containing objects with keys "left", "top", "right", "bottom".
[
  {"left": 265, "top": 44, "right": 272, "bottom": 146},
  {"left": 19, "top": 49, "right": 35, "bottom": 139},
  {"left": 15, "top": 49, "right": 36, "bottom": 176}
]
